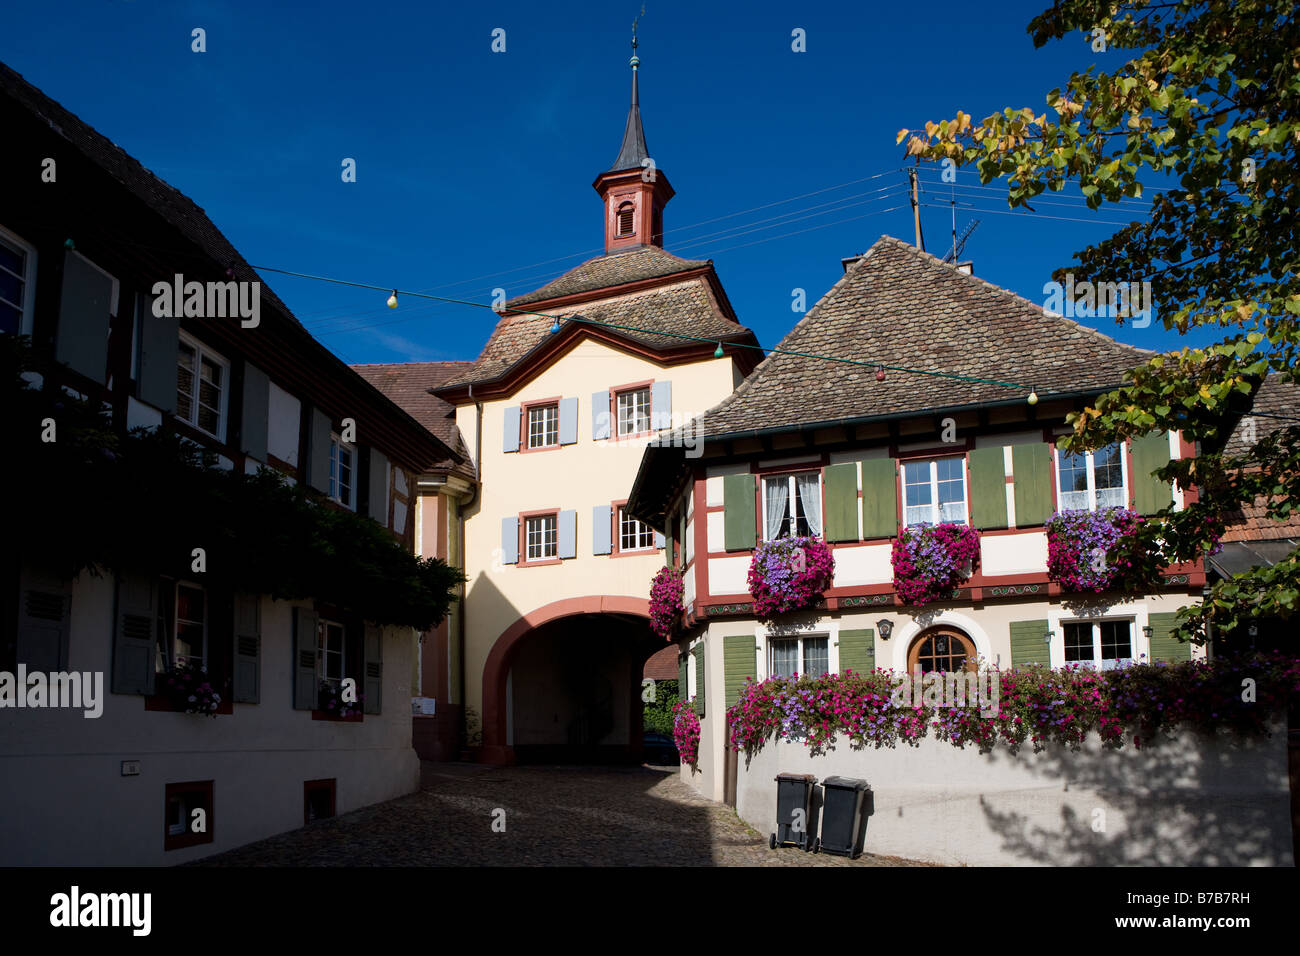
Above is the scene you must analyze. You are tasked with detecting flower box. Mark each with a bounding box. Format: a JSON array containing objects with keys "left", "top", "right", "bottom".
[
  {"left": 672, "top": 699, "right": 701, "bottom": 767},
  {"left": 747, "top": 535, "right": 835, "bottom": 621},
  {"left": 1046, "top": 508, "right": 1141, "bottom": 593},
  {"left": 316, "top": 680, "right": 364, "bottom": 720},
  {"left": 156, "top": 662, "right": 224, "bottom": 716},
  {"left": 891, "top": 523, "right": 980, "bottom": 606}
]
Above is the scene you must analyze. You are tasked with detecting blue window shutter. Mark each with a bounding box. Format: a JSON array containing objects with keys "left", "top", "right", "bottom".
[
  {"left": 592, "top": 391, "right": 611, "bottom": 440},
  {"left": 240, "top": 363, "right": 270, "bottom": 461},
  {"left": 292, "top": 607, "right": 318, "bottom": 710},
  {"left": 503, "top": 406, "right": 521, "bottom": 453},
  {"left": 307, "top": 406, "right": 332, "bottom": 493},
  {"left": 501, "top": 518, "right": 519, "bottom": 564},
  {"left": 558, "top": 509, "right": 577, "bottom": 559},
  {"left": 651, "top": 380, "right": 672, "bottom": 430},
  {"left": 137, "top": 308, "right": 178, "bottom": 413},
  {"left": 57, "top": 252, "right": 113, "bottom": 382},
  {"left": 558, "top": 397, "right": 578, "bottom": 445},
  {"left": 593, "top": 506, "right": 612, "bottom": 555},
  {"left": 654, "top": 531, "right": 666, "bottom": 549}
]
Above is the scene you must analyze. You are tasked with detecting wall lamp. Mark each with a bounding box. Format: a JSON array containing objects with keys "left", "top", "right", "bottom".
[{"left": 876, "top": 619, "right": 894, "bottom": 641}]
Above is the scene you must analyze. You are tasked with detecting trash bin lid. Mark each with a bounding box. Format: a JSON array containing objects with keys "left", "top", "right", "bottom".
[
  {"left": 774, "top": 773, "right": 818, "bottom": 783},
  {"left": 822, "top": 775, "right": 870, "bottom": 790}
]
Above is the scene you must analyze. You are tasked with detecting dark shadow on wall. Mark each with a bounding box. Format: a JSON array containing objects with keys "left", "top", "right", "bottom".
[{"left": 973, "top": 727, "right": 1293, "bottom": 866}]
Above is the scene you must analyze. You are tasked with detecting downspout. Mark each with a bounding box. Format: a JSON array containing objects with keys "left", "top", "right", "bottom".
[{"left": 457, "top": 387, "right": 482, "bottom": 754}]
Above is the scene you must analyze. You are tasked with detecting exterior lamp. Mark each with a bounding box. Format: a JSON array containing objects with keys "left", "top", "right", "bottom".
[
  {"left": 1044, "top": 630, "right": 1053, "bottom": 645},
  {"left": 876, "top": 618, "right": 893, "bottom": 640},
  {"left": 1142, "top": 625, "right": 1153, "bottom": 641}
]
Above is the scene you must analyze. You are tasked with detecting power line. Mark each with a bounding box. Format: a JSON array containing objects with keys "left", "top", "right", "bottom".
[
  {"left": 249, "top": 261, "right": 1033, "bottom": 391},
  {"left": 919, "top": 201, "right": 1134, "bottom": 227}
]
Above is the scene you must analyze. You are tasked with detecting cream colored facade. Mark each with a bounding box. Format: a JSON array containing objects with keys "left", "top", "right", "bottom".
[{"left": 453, "top": 335, "right": 745, "bottom": 756}]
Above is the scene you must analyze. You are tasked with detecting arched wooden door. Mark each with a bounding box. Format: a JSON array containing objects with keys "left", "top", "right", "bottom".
[{"left": 906, "top": 626, "right": 977, "bottom": 673}]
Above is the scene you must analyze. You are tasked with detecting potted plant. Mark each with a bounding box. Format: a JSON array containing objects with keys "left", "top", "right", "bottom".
[
  {"left": 318, "top": 679, "right": 363, "bottom": 719},
  {"left": 159, "top": 661, "right": 222, "bottom": 716},
  {"left": 649, "top": 566, "right": 685, "bottom": 640},
  {"left": 747, "top": 535, "right": 835, "bottom": 621},
  {"left": 891, "top": 522, "right": 981, "bottom": 605},
  {"left": 672, "top": 698, "right": 701, "bottom": 767}
]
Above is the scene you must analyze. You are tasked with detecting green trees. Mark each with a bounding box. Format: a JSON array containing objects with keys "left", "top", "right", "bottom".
[{"left": 899, "top": 0, "right": 1299, "bottom": 642}]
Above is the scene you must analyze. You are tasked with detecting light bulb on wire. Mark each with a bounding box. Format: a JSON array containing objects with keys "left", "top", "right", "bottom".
[
  {"left": 1027, "top": 391, "right": 1039, "bottom": 405},
  {"left": 714, "top": 342, "right": 724, "bottom": 358},
  {"left": 387, "top": 290, "right": 398, "bottom": 309},
  {"left": 550, "top": 318, "right": 561, "bottom": 334}
]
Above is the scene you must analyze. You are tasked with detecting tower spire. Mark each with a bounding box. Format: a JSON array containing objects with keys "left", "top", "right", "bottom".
[{"left": 608, "top": 7, "right": 649, "bottom": 173}]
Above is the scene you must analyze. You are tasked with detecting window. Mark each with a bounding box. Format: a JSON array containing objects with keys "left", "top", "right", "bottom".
[
  {"left": 618, "top": 507, "right": 656, "bottom": 552},
  {"left": 616, "top": 387, "right": 651, "bottom": 436},
  {"left": 1063, "top": 620, "right": 1133, "bottom": 669},
  {"left": 304, "top": 779, "right": 337, "bottom": 824},
  {"left": 769, "top": 635, "right": 829, "bottom": 678},
  {"left": 173, "top": 583, "right": 206, "bottom": 667},
  {"left": 164, "top": 780, "right": 214, "bottom": 851},
  {"left": 617, "top": 202, "right": 635, "bottom": 237},
  {"left": 1057, "top": 444, "right": 1126, "bottom": 511},
  {"left": 762, "top": 472, "right": 822, "bottom": 540},
  {"left": 527, "top": 403, "right": 559, "bottom": 449},
  {"left": 317, "top": 619, "right": 346, "bottom": 685},
  {"left": 525, "top": 514, "right": 558, "bottom": 561},
  {"left": 902, "top": 457, "right": 967, "bottom": 526},
  {"left": 907, "top": 628, "right": 976, "bottom": 674},
  {"left": 329, "top": 434, "right": 355, "bottom": 509},
  {"left": 0, "top": 227, "right": 36, "bottom": 337},
  {"left": 176, "top": 334, "right": 228, "bottom": 439}
]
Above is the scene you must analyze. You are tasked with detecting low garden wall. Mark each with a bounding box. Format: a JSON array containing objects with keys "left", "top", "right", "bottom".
[{"left": 735, "top": 723, "right": 1293, "bottom": 866}]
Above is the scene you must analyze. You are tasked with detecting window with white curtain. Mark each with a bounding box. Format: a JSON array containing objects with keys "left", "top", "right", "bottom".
[
  {"left": 769, "top": 635, "right": 829, "bottom": 678},
  {"left": 902, "top": 457, "right": 967, "bottom": 527},
  {"left": 1056, "top": 444, "right": 1126, "bottom": 511},
  {"left": 762, "top": 472, "right": 823, "bottom": 540}
]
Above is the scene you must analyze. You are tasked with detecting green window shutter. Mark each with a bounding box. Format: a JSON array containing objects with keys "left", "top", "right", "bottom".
[
  {"left": 363, "top": 623, "right": 383, "bottom": 714},
  {"left": 1009, "top": 619, "right": 1050, "bottom": 668},
  {"left": 823, "top": 462, "right": 859, "bottom": 542},
  {"left": 233, "top": 593, "right": 261, "bottom": 704},
  {"left": 112, "top": 571, "right": 157, "bottom": 696},
  {"left": 837, "top": 628, "right": 875, "bottom": 675},
  {"left": 677, "top": 649, "right": 688, "bottom": 691},
  {"left": 968, "top": 446, "right": 1008, "bottom": 530},
  {"left": 292, "top": 607, "right": 319, "bottom": 710},
  {"left": 860, "top": 458, "right": 898, "bottom": 540},
  {"left": 1132, "top": 431, "right": 1173, "bottom": 515},
  {"left": 723, "top": 635, "right": 758, "bottom": 707},
  {"left": 1147, "top": 611, "right": 1190, "bottom": 663},
  {"left": 723, "top": 473, "right": 756, "bottom": 552},
  {"left": 692, "top": 645, "right": 706, "bottom": 717},
  {"left": 1012, "top": 444, "right": 1053, "bottom": 527}
]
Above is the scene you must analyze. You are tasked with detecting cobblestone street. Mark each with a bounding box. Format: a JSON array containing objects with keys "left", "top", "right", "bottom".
[{"left": 198, "top": 763, "right": 935, "bottom": 867}]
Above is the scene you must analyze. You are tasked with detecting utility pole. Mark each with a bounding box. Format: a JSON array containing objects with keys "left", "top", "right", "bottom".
[{"left": 908, "top": 167, "right": 925, "bottom": 252}]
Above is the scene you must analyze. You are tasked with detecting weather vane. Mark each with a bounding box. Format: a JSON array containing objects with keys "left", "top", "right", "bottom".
[{"left": 632, "top": 4, "right": 645, "bottom": 52}]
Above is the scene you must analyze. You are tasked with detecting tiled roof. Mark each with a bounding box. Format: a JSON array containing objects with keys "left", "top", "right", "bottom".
[
  {"left": 0, "top": 61, "right": 294, "bottom": 322},
  {"left": 1220, "top": 374, "right": 1299, "bottom": 543},
  {"left": 350, "top": 362, "right": 476, "bottom": 479},
  {"left": 687, "top": 236, "right": 1151, "bottom": 437},
  {"left": 506, "top": 246, "right": 710, "bottom": 307},
  {"left": 442, "top": 275, "right": 754, "bottom": 390}
]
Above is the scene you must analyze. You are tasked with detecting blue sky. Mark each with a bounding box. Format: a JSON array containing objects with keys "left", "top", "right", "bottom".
[{"left": 4, "top": 0, "right": 1213, "bottom": 367}]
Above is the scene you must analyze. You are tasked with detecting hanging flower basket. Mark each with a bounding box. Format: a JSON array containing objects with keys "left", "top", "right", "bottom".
[
  {"left": 672, "top": 699, "right": 701, "bottom": 766},
  {"left": 649, "top": 566, "right": 685, "bottom": 640},
  {"left": 160, "top": 661, "right": 222, "bottom": 716},
  {"left": 1046, "top": 508, "right": 1142, "bottom": 593},
  {"left": 746, "top": 535, "right": 835, "bottom": 621},
  {"left": 891, "top": 522, "right": 981, "bottom": 606}
]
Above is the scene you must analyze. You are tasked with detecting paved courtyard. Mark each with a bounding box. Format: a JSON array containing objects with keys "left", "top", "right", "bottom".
[{"left": 198, "top": 763, "right": 935, "bottom": 866}]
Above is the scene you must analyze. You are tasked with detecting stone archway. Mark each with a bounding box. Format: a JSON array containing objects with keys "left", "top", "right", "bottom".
[
  {"left": 905, "top": 625, "right": 978, "bottom": 673},
  {"left": 480, "top": 596, "right": 652, "bottom": 765}
]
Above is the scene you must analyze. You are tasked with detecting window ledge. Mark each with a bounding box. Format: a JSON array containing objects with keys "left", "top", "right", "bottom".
[
  {"left": 311, "top": 709, "right": 363, "bottom": 722},
  {"left": 145, "top": 694, "right": 233, "bottom": 716}
]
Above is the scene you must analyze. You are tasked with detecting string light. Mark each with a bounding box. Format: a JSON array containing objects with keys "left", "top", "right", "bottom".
[
  {"left": 387, "top": 290, "right": 398, "bottom": 309},
  {"left": 714, "top": 342, "right": 724, "bottom": 358},
  {"left": 1028, "top": 391, "right": 1039, "bottom": 405},
  {"left": 249, "top": 263, "right": 1037, "bottom": 394}
]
